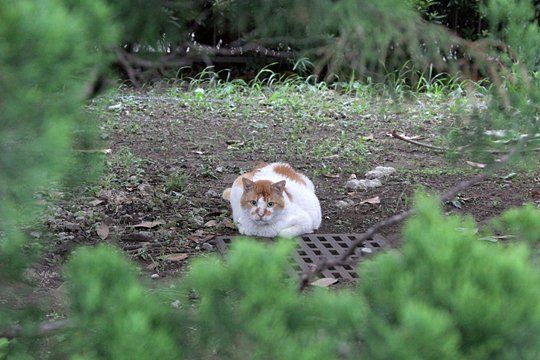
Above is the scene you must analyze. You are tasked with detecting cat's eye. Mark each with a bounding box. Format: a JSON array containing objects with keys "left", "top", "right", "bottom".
[
  {"left": 250, "top": 200, "right": 257, "bottom": 206},
  {"left": 267, "top": 201, "right": 274, "bottom": 207}
]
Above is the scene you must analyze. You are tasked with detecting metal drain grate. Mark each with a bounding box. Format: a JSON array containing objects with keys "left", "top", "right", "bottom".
[{"left": 213, "top": 233, "right": 386, "bottom": 281}]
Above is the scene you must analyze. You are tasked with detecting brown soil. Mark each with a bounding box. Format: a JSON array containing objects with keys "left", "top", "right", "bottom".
[{"left": 38, "top": 86, "right": 540, "bottom": 295}]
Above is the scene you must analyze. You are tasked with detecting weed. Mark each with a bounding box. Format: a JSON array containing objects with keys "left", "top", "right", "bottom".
[
  {"left": 105, "top": 147, "right": 144, "bottom": 186},
  {"left": 165, "top": 171, "right": 188, "bottom": 193}
]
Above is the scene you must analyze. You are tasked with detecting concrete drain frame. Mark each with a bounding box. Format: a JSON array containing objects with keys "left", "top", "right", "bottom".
[{"left": 213, "top": 233, "right": 386, "bottom": 281}]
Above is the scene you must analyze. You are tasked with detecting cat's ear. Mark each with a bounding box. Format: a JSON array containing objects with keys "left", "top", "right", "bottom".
[
  {"left": 272, "top": 180, "right": 286, "bottom": 195},
  {"left": 242, "top": 177, "right": 255, "bottom": 192}
]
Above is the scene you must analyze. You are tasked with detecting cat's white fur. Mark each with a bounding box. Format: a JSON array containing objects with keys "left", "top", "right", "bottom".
[{"left": 229, "top": 163, "right": 322, "bottom": 237}]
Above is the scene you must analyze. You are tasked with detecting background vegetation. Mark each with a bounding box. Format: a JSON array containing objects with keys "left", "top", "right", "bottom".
[{"left": 1, "top": 0, "right": 539, "bottom": 358}]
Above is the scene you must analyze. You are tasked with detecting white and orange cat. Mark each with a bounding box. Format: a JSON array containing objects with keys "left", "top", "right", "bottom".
[{"left": 222, "top": 162, "right": 322, "bottom": 238}]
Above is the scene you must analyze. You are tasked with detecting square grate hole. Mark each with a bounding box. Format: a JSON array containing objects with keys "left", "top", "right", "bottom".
[{"left": 213, "top": 233, "right": 386, "bottom": 281}]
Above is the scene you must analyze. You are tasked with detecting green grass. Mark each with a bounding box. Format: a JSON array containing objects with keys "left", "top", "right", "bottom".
[{"left": 93, "top": 66, "right": 494, "bottom": 182}]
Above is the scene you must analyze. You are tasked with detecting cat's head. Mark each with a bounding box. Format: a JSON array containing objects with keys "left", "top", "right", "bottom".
[{"left": 240, "top": 177, "right": 286, "bottom": 224}]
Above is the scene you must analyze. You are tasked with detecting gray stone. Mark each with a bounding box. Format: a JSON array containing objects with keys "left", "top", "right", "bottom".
[
  {"left": 335, "top": 199, "right": 355, "bottom": 209},
  {"left": 201, "top": 242, "right": 214, "bottom": 251},
  {"left": 365, "top": 166, "right": 396, "bottom": 179},
  {"left": 345, "top": 178, "right": 382, "bottom": 191},
  {"left": 204, "top": 189, "right": 220, "bottom": 198},
  {"left": 192, "top": 215, "right": 205, "bottom": 227}
]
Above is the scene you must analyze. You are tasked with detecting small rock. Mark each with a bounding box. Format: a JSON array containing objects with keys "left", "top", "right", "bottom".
[
  {"left": 61, "top": 222, "right": 82, "bottom": 232},
  {"left": 192, "top": 215, "right": 205, "bottom": 227},
  {"left": 201, "top": 243, "right": 214, "bottom": 251},
  {"left": 151, "top": 273, "right": 160, "bottom": 279},
  {"left": 58, "top": 232, "right": 75, "bottom": 241},
  {"left": 29, "top": 231, "right": 42, "bottom": 239},
  {"left": 345, "top": 178, "right": 382, "bottom": 191},
  {"left": 205, "top": 189, "right": 220, "bottom": 198},
  {"left": 171, "top": 300, "right": 181, "bottom": 309},
  {"left": 335, "top": 199, "right": 354, "bottom": 209},
  {"left": 123, "top": 231, "right": 152, "bottom": 242},
  {"left": 365, "top": 166, "right": 396, "bottom": 179},
  {"left": 120, "top": 214, "right": 133, "bottom": 223},
  {"left": 361, "top": 247, "right": 373, "bottom": 254}
]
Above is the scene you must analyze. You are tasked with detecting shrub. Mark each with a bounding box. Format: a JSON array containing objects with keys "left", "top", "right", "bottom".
[
  {"left": 360, "top": 195, "right": 540, "bottom": 359},
  {"left": 66, "top": 245, "right": 183, "bottom": 360},
  {"left": 63, "top": 196, "right": 540, "bottom": 359},
  {"left": 0, "top": 0, "right": 117, "bottom": 355}
]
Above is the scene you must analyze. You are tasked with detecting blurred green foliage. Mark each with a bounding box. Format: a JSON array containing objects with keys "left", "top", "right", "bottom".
[
  {"left": 361, "top": 195, "right": 540, "bottom": 359},
  {"left": 66, "top": 245, "right": 183, "bottom": 360},
  {"left": 495, "top": 204, "right": 540, "bottom": 244},
  {"left": 0, "top": 0, "right": 118, "bottom": 355},
  {"left": 60, "top": 196, "right": 540, "bottom": 359},
  {"left": 1, "top": 0, "right": 540, "bottom": 358},
  {"left": 0, "top": 0, "right": 116, "bottom": 279}
]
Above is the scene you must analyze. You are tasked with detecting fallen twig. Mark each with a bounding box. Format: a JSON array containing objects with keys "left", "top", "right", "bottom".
[
  {"left": 390, "top": 130, "right": 540, "bottom": 154},
  {"left": 390, "top": 130, "right": 446, "bottom": 152},
  {"left": 300, "top": 132, "right": 533, "bottom": 291}
]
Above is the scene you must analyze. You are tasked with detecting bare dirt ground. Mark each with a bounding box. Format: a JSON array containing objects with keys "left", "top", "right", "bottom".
[{"left": 35, "top": 83, "right": 540, "bottom": 299}]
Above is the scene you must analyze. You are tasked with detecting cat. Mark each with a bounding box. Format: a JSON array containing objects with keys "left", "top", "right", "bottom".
[{"left": 222, "top": 162, "right": 322, "bottom": 238}]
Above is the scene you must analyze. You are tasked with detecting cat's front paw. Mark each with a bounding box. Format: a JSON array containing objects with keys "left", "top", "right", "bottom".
[{"left": 278, "top": 227, "right": 300, "bottom": 238}]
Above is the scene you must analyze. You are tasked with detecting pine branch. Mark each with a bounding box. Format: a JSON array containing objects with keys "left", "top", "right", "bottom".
[
  {"left": 391, "top": 130, "right": 540, "bottom": 154},
  {"left": 299, "top": 132, "right": 533, "bottom": 291},
  {"left": 298, "top": 174, "right": 486, "bottom": 291}
]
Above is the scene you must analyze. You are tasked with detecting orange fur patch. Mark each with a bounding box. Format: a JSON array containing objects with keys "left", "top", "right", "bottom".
[
  {"left": 284, "top": 189, "right": 293, "bottom": 201},
  {"left": 240, "top": 179, "right": 285, "bottom": 209},
  {"left": 273, "top": 164, "right": 306, "bottom": 186},
  {"left": 232, "top": 162, "right": 268, "bottom": 188},
  {"left": 222, "top": 188, "right": 231, "bottom": 201}
]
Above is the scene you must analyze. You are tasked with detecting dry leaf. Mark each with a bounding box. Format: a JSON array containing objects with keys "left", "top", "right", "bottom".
[
  {"left": 97, "top": 222, "right": 109, "bottom": 240},
  {"left": 222, "top": 217, "right": 236, "bottom": 229},
  {"left": 322, "top": 154, "right": 339, "bottom": 160},
  {"left": 360, "top": 196, "right": 381, "bottom": 205},
  {"left": 362, "top": 133, "right": 375, "bottom": 141},
  {"left": 529, "top": 188, "right": 540, "bottom": 199},
  {"left": 226, "top": 140, "right": 245, "bottom": 149},
  {"left": 146, "top": 263, "right": 157, "bottom": 271},
  {"left": 108, "top": 103, "right": 122, "bottom": 110},
  {"left": 188, "top": 230, "right": 215, "bottom": 243},
  {"left": 323, "top": 173, "right": 340, "bottom": 178},
  {"left": 311, "top": 278, "right": 338, "bottom": 287},
  {"left": 191, "top": 150, "right": 207, "bottom": 155},
  {"left": 164, "top": 253, "right": 189, "bottom": 262},
  {"left": 466, "top": 161, "right": 487, "bottom": 169},
  {"left": 133, "top": 220, "right": 165, "bottom": 229},
  {"left": 89, "top": 199, "right": 104, "bottom": 206},
  {"left": 203, "top": 220, "right": 219, "bottom": 228}
]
